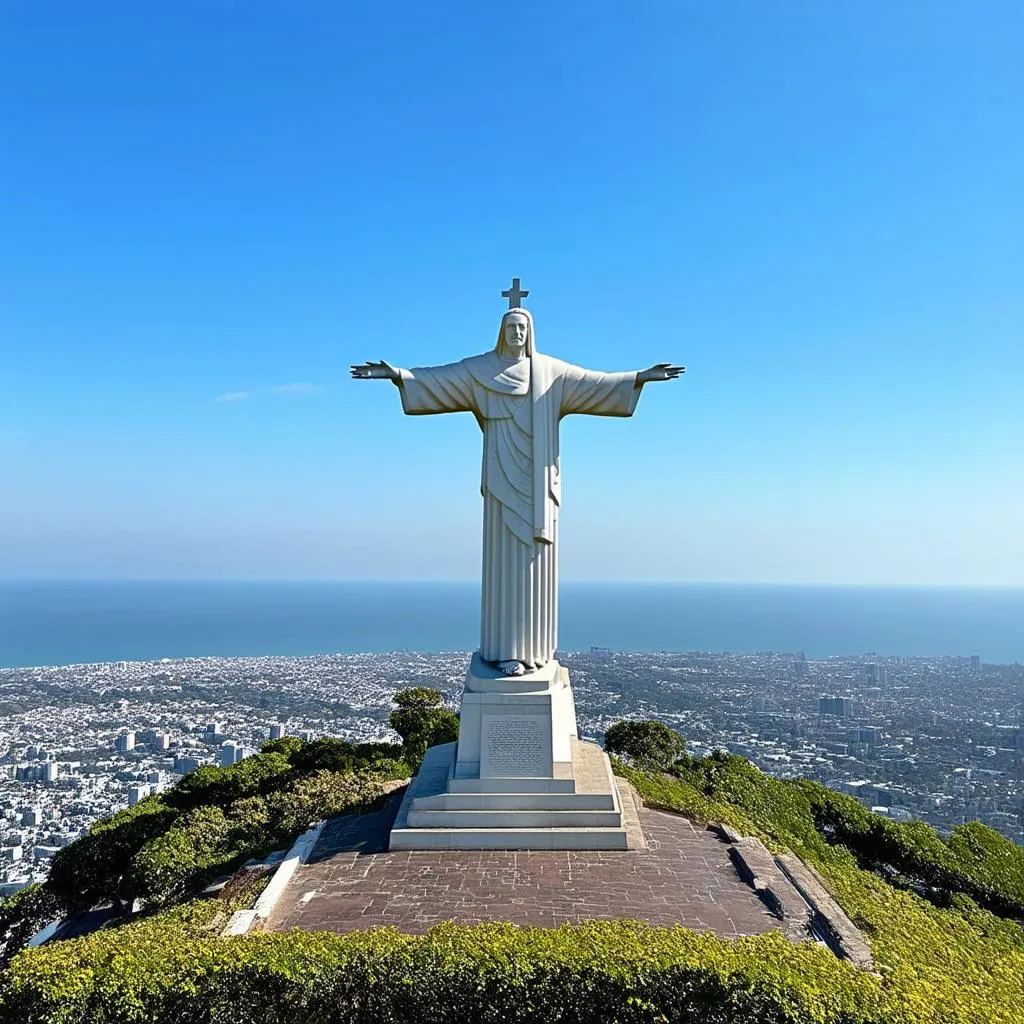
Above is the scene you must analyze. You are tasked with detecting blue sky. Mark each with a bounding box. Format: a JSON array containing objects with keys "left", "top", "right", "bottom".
[{"left": 1, "top": 2, "right": 1021, "bottom": 584}]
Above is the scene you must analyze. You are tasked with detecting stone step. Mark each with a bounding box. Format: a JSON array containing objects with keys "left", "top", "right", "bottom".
[
  {"left": 389, "top": 825, "right": 630, "bottom": 851},
  {"left": 406, "top": 807, "right": 624, "bottom": 829},
  {"left": 447, "top": 776, "right": 577, "bottom": 794},
  {"left": 412, "top": 792, "right": 616, "bottom": 811}
]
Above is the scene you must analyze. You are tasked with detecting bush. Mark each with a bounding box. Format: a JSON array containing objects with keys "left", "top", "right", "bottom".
[
  {"left": 46, "top": 799, "right": 179, "bottom": 915},
  {"left": 130, "top": 806, "right": 238, "bottom": 910},
  {"left": 0, "top": 886, "right": 62, "bottom": 970},
  {"left": 603, "top": 719, "right": 686, "bottom": 772},
  {"left": 0, "top": 915, "right": 897, "bottom": 1024},
  {"left": 163, "top": 752, "right": 295, "bottom": 811},
  {"left": 389, "top": 707, "right": 460, "bottom": 769},
  {"left": 263, "top": 770, "right": 388, "bottom": 836},
  {"left": 261, "top": 735, "right": 304, "bottom": 759},
  {"left": 393, "top": 687, "right": 444, "bottom": 710},
  {"left": 287, "top": 737, "right": 407, "bottom": 775}
]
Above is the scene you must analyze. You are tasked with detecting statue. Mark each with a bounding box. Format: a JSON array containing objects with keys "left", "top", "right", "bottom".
[{"left": 352, "top": 279, "right": 683, "bottom": 677}]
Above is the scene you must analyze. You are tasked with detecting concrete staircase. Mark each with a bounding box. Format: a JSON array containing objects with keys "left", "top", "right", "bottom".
[{"left": 389, "top": 739, "right": 642, "bottom": 851}]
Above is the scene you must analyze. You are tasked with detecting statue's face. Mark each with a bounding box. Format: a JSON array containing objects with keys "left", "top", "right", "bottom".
[{"left": 503, "top": 314, "right": 529, "bottom": 356}]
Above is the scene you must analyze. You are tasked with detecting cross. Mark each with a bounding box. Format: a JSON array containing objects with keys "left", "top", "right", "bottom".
[{"left": 501, "top": 277, "right": 529, "bottom": 310}]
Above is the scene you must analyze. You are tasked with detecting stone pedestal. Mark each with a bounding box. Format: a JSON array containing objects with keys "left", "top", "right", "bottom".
[
  {"left": 388, "top": 654, "right": 638, "bottom": 851},
  {"left": 453, "top": 653, "right": 577, "bottom": 781}
]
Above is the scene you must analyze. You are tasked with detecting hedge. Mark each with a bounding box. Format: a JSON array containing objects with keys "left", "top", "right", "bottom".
[
  {"left": 1, "top": 912, "right": 895, "bottom": 1024},
  {"left": 1, "top": 736, "right": 409, "bottom": 954}
]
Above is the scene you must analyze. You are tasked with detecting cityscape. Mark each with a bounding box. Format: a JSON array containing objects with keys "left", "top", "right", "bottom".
[{"left": 1, "top": 648, "right": 1020, "bottom": 896}]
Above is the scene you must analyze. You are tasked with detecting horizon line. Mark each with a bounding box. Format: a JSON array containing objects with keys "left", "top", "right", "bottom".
[{"left": 1, "top": 578, "right": 1023, "bottom": 589}]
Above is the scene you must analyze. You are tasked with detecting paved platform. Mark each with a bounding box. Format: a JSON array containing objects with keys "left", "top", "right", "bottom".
[{"left": 264, "top": 790, "right": 810, "bottom": 940}]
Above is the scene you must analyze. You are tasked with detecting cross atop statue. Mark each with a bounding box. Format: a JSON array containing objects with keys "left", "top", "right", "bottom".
[{"left": 501, "top": 276, "right": 529, "bottom": 310}]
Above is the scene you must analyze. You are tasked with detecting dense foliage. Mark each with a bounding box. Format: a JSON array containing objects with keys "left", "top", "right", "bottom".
[
  {"left": 615, "top": 744, "right": 1024, "bottom": 1022},
  {"left": 0, "top": 733, "right": 410, "bottom": 966},
  {"left": 603, "top": 719, "right": 687, "bottom": 771},
  {"left": 1, "top": 717, "right": 1022, "bottom": 1022},
  {"left": 620, "top": 742, "right": 1024, "bottom": 921},
  {"left": 0, "top": 905, "right": 892, "bottom": 1024},
  {"left": 388, "top": 686, "right": 460, "bottom": 769}
]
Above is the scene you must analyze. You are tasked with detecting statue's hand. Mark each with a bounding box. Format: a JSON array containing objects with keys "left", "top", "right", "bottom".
[
  {"left": 637, "top": 363, "right": 686, "bottom": 384},
  {"left": 351, "top": 359, "right": 399, "bottom": 381}
]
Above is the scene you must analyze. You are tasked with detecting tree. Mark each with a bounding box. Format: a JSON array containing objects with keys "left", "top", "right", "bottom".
[
  {"left": 603, "top": 719, "right": 686, "bottom": 772},
  {"left": 390, "top": 688, "right": 459, "bottom": 770},
  {"left": 393, "top": 687, "right": 444, "bottom": 710}
]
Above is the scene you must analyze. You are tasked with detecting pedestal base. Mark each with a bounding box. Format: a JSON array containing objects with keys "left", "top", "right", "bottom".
[
  {"left": 388, "top": 656, "right": 642, "bottom": 851},
  {"left": 388, "top": 739, "right": 639, "bottom": 850}
]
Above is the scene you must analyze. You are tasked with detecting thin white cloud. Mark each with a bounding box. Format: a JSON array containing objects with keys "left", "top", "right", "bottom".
[{"left": 213, "top": 383, "right": 322, "bottom": 403}]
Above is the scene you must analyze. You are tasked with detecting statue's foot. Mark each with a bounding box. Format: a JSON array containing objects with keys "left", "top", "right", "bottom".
[{"left": 498, "top": 660, "right": 527, "bottom": 677}]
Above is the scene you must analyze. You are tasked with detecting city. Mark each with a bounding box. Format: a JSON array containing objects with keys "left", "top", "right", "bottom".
[{"left": 1, "top": 648, "right": 1020, "bottom": 895}]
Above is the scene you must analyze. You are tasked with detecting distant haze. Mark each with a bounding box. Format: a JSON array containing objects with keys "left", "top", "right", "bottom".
[{"left": 2, "top": 582, "right": 1022, "bottom": 669}]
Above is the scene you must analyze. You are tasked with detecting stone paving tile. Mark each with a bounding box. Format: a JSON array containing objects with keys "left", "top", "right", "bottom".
[{"left": 265, "top": 793, "right": 805, "bottom": 940}]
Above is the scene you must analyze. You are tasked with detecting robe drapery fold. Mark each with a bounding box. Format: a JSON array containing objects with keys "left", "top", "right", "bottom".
[{"left": 396, "top": 341, "right": 641, "bottom": 668}]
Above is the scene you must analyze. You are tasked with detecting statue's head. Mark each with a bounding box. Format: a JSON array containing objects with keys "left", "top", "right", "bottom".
[{"left": 495, "top": 308, "right": 535, "bottom": 360}]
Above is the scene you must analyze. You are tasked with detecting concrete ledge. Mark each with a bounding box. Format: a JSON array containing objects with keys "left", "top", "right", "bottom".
[
  {"left": 615, "top": 779, "right": 648, "bottom": 850},
  {"left": 388, "top": 825, "right": 630, "bottom": 850},
  {"left": 776, "top": 853, "right": 875, "bottom": 970},
  {"left": 407, "top": 807, "right": 624, "bottom": 828},
  {"left": 222, "top": 819, "right": 327, "bottom": 936},
  {"left": 413, "top": 792, "right": 615, "bottom": 811},
  {"left": 728, "top": 837, "right": 805, "bottom": 923},
  {"left": 448, "top": 776, "right": 577, "bottom": 794},
  {"left": 708, "top": 822, "right": 744, "bottom": 845},
  {"left": 222, "top": 909, "right": 258, "bottom": 935}
]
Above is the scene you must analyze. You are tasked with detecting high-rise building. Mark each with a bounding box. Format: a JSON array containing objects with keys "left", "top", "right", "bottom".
[
  {"left": 819, "top": 696, "right": 852, "bottom": 717},
  {"left": 21, "top": 807, "right": 41, "bottom": 827},
  {"left": 269, "top": 723, "right": 284, "bottom": 741},
  {"left": 115, "top": 732, "right": 136, "bottom": 754},
  {"left": 849, "top": 726, "right": 884, "bottom": 745},
  {"left": 41, "top": 763, "right": 59, "bottom": 783},
  {"left": 174, "top": 756, "right": 200, "bottom": 775},
  {"left": 152, "top": 732, "right": 170, "bottom": 751},
  {"left": 970, "top": 655, "right": 982, "bottom": 671},
  {"left": 865, "top": 664, "right": 887, "bottom": 686},
  {"left": 128, "top": 784, "right": 149, "bottom": 807}
]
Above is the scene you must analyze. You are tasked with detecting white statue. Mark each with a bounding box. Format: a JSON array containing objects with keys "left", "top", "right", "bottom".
[{"left": 352, "top": 283, "right": 683, "bottom": 676}]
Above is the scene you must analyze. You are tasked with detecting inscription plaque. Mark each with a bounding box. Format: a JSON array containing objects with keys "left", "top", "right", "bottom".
[{"left": 480, "top": 714, "right": 551, "bottom": 778}]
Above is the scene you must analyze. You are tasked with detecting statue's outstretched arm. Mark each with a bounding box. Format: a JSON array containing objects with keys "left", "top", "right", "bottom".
[
  {"left": 351, "top": 360, "right": 400, "bottom": 381},
  {"left": 354, "top": 358, "right": 477, "bottom": 417},
  {"left": 636, "top": 363, "right": 686, "bottom": 384}
]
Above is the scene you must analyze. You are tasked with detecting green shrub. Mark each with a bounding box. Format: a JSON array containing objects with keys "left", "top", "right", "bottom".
[
  {"left": 130, "top": 805, "right": 239, "bottom": 910},
  {"left": 393, "top": 687, "right": 444, "bottom": 710},
  {"left": 390, "top": 707, "right": 460, "bottom": 770},
  {"left": 46, "top": 799, "right": 179, "bottom": 914},
  {"left": 0, "top": 886, "right": 62, "bottom": 970},
  {"left": 260, "top": 735, "right": 304, "bottom": 759},
  {"left": 603, "top": 719, "right": 686, "bottom": 772},
  {"left": 263, "top": 770, "right": 388, "bottom": 835},
  {"left": 802, "top": 782, "right": 1024, "bottom": 918},
  {"left": 163, "top": 752, "right": 295, "bottom": 811},
  {"left": 0, "top": 914, "right": 898, "bottom": 1024}
]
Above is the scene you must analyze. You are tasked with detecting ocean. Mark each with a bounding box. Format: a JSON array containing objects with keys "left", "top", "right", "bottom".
[{"left": 0, "top": 581, "right": 1021, "bottom": 669}]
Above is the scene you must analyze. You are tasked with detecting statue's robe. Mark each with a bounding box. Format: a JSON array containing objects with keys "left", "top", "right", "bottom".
[{"left": 397, "top": 351, "right": 641, "bottom": 667}]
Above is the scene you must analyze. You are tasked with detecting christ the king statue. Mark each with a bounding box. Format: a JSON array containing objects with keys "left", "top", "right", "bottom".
[{"left": 352, "top": 279, "right": 684, "bottom": 677}]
